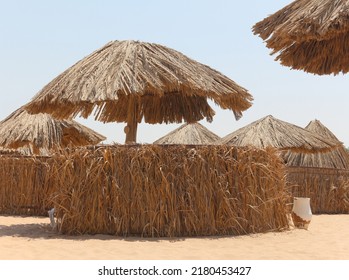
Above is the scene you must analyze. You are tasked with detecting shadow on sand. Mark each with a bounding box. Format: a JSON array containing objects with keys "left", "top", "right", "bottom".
[
  {"left": 0, "top": 215, "right": 265, "bottom": 242},
  {"left": 0, "top": 216, "right": 205, "bottom": 242}
]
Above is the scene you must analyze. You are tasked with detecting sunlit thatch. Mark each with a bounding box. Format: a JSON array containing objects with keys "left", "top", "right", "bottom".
[
  {"left": 253, "top": 0, "right": 349, "bottom": 75},
  {"left": 154, "top": 123, "right": 220, "bottom": 145},
  {"left": 0, "top": 107, "right": 106, "bottom": 155},
  {"left": 25, "top": 40, "right": 253, "bottom": 143},
  {"left": 284, "top": 119, "right": 349, "bottom": 168},
  {"left": 220, "top": 115, "right": 339, "bottom": 153},
  {"left": 287, "top": 166, "right": 349, "bottom": 213},
  {"left": 51, "top": 145, "right": 289, "bottom": 236}
]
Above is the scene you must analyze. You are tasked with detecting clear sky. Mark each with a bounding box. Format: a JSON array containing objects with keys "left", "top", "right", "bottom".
[{"left": 1, "top": 0, "right": 348, "bottom": 146}]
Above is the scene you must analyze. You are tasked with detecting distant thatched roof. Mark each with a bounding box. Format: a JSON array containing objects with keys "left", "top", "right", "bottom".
[
  {"left": 253, "top": 0, "right": 349, "bottom": 75},
  {"left": 220, "top": 115, "right": 338, "bottom": 153},
  {"left": 25, "top": 40, "right": 253, "bottom": 143},
  {"left": 154, "top": 123, "right": 221, "bottom": 145},
  {"left": 305, "top": 119, "right": 341, "bottom": 142},
  {"left": 284, "top": 119, "right": 349, "bottom": 168},
  {"left": 0, "top": 107, "right": 106, "bottom": 155}
]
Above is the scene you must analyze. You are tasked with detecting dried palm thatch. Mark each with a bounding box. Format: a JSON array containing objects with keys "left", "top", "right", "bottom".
[
  {"left": 25, "top": 40, "right": 253, "bottom": 143},
  {"left": 284, "top": 119, "right": 349, "bottom": 168},
  {"left": 220, "top": 115, "right": 339, "bottom": 153},
  {"left": 49, "top": 145, "right": 289, "bottom": 237},
  {"left": 286, "top": 166, "right": 349, "bottom": 213},
  {"left": 284, "top": 120, "right": 349, "bottom": 213},
  {"left": 305, "top": 119, "right": 341, "bottom": 141},
  {"left": 253, "top": 0, "right": 349, "bottom": 75},
  {"left": 154, "top": 123, "right": 220, "bottom": 144},
  {"left": 0, "top": 155, "right": 53, "bottom": 216},
  {"left": 0, "top": 147, "right": 18, "bottom": 155},
  {"left": 0, "top": 107, "right": 106, "bottom": 155}
]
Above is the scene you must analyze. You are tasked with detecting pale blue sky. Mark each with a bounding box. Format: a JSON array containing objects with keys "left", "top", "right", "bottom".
[{"left": 1, "top": 0, "right": 348, "bottom": 145}]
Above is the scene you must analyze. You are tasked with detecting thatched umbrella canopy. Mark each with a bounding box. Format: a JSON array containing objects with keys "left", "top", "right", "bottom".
[
  {"left": 284, "top": 119, "right": 349, "bottom": 168},
  {"left": 154, "top": 123, "right": 221, "bottom": 145},
  {"left": 0, "top": 107, "right": 106, "bottom": 155},
  {"left": 253, "top": 0, "right": 349, "bottom": 75},
  {"left": 25, "top": 40, "right": 253, "bottom": 143},
  {"left": 220, "top": 115, "right": 339, "bottom": 153}
]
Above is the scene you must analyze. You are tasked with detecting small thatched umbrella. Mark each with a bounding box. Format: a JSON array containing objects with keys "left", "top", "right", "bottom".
[
  {"left": 220, "top": 115, "right": 338, "bottom": 153},
  {"left": 154, "top": 122, "right": 221, "bottom": 145},
  {"left": 0, "top": 107, "right": 106, "bottom": 155},
  {"left": 253, "top": 0, "right": 349, "bottom": 75},
  {"left": 284, "top": 119, "right": 349, "bottom": 168},
  {"left": 25, "top": 40, "right": 253, "bottom": 143}
]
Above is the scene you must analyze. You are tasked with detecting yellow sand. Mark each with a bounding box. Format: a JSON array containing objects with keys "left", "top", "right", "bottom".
[{"left": 0, "top": 215, "right": 348, "bottom": 260}]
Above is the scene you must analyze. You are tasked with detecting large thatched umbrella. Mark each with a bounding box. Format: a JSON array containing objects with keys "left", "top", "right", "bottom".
[
  {"left": 154, "top": 122, "right": 221, "bottom": 145},
  {"left": 0, "top": 107, "right": 106, "bottom": 155},
  {"left": 284, "top": 119, "right": 349, "bottom": 168},
  {"left": 25, "top": 40, "right": 253, "bottom": 143},
  {"left": 253, "top": 0, "right": 349, "bottom": 75},
  {"left": 220, "top": 115, "right": 338, "bottom": 153}
]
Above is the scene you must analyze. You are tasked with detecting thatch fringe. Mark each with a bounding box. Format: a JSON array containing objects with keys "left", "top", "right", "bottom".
[
  {"left": 253, "top": 0, "right": 349, "bottom": 44},
  {"left": 283, "top": 119, "right": 349, "bottom": 168},
  {"left": 284, "top": 148, "right": 349, "bottom": 169},
  {"left": 49, "top": 145, "right": 289, "bottom": 237},
  {"left": 252, "top": 0, "right": 349, "bottom": 75},
  {"left": 286, "top": 166, "right": 349, "bottom": 214},
  {"left": 272, "top": 35, "right": 349, "bottom": 75}
]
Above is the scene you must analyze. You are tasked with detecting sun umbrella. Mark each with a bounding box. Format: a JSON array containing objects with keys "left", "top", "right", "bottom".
[
  {"left": 284, "top": 119, "right": 349, "bottom": 168},
  {"left": 253, "top": 0, "right": 349, "bottom": 75},
  {"left": 0, "top": 107, "right": 106, "bottom": 155},
  {"left": 25, "top": 40, "right": 253, "bottom": 143},
  {"left": 220, "top": 115, "right": 339, "bottom": 153},
  {"left": 154, "top": 122, "right": 221, "bottom": 145}
]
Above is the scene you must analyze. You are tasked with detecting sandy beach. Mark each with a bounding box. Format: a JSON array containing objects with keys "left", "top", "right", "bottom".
[{"left": 0, "top": 214, "right": 348, "bottom": 260}]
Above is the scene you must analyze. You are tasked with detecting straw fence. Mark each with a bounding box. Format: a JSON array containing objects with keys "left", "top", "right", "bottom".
[
  {"left": 0, "top": 155, "right": 53, "bottom": 216},
  {"left": 3, "top": 145, "right": 348, "bottom": 236},
  {"left": 286, "top": 166, "right": 349, "bottom": 214},
  {"left": 48, "top": 145, "right": 289, "bottom": 237}
]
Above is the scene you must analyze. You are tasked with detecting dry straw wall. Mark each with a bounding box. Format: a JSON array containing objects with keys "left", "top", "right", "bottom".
[
  {"left": 286, "top": 167, "right": 349, "bottom": 214},
  {"left": 4, "top": 145, "right": 349, "bottom": 237},
  {"left": 0, "top": 155, "right": 53, "bottom": 215},
  {"left": 50, "top": 145, "right": 289, "bottom": 237}
]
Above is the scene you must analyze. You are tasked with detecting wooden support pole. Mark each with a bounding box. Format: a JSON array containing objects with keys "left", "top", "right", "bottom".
[{"left": 124, "top": 96, "right": 139, "bottom": 144}]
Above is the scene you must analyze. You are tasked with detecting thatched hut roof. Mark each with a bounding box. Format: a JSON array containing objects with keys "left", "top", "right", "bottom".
[
  {"left": 284, "top": 119, "right": 349, "bottom": 168},
  {"left": 305, "top": 119, "right": 341, "bottom": 142},
  {"left": 253, "top": 0, "right": 349, "bottom": 75},
  {"left": 0, "top": 107, "right": 106, "bottom": 155},
  {"left": 154, "top": 123, "right": 221, "bottom": 145},
  {"left": 25, "top": 40, "right": 253, "bottom": 143},
  {"left": 220, "top": 115, "right": 339, "bottom": 153}
]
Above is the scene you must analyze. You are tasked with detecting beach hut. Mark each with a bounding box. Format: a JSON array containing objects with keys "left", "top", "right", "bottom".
[
  {"left": 220, "top": 115, "right": 338, "bottom": 153},
  {"left": 284, "top": 119, "right": 349, "bottom": 168},
  {"left": 25, "top": 40, "right": 253, "bottom": 144},
  {"left": 0, "top": 107, "right": 106, "bottom": 155},
  {"left": 154, "top": 122, "right": 221, "bottom": 145},
  {"left": 253, "top": 0, "right": 349, "bottom": 75}
]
